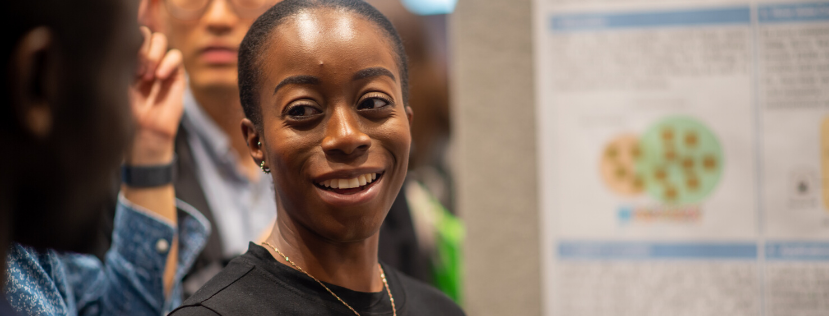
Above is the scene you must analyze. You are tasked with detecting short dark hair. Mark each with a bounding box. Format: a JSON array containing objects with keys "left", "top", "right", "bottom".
[{"left": 238, "top": 0, "right": 409, "bottom": 127}]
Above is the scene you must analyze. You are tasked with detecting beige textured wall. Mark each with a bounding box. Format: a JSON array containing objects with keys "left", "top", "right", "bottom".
[{"left": 450, "top": 0, "right": 541, "bottom": 315}]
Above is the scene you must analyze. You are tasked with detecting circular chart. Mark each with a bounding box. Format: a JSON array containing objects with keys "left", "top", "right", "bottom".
[
  {"left": 635, "top": 116, "right": 724, "bottom": 205},
  {"left": 599, "top": 134, "right": 645, "bottom": 196}
]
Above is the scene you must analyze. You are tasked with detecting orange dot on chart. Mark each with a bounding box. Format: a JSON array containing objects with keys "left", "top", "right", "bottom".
[
  {"left": 606, "top": 146, "right": 618, "bottom": 159},
  {"left": 682, "top": 157, "right": 694, "bottom": 169},
  {"left": 655, "top": 168, "right": 667, "bottom": 181},
  {"left": 665, "top": 150, "right": 677, "bottom": 161},
  {"left": 703, "top": 155, "right": 718, "bottom": 170},
  {"left": 665, "top": 186, "right": 678, "bottom": 200},
  {"left": 662, "top": 128, "right": 674, "bottom": 141},
  {"left": 685, "top": 132, "right": 698, "bottom": 147},
  {"left": 633, "top": 177, "right": 644, "bottom": 190},
  {"left": 615, "top": 166, "right": 628, "bottom": 179},
  {"left": 687, "top": 177, "right": 700, "bottom": 190},
  {"left": 631, "top": 145, "right": 641, "bottom": 159}
]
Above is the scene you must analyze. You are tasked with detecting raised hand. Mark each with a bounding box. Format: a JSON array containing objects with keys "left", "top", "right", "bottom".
[
  {"left": 127, "top": 26, "right": 185, "bottom": 165},
  {"left": 122, "top": 28, "right": 185, "bottom": 295}
]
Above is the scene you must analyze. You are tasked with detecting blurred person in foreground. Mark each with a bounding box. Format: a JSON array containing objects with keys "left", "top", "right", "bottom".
[
  {"left": 138, "top": 0, "right": 429, "bottom": 296},
  {"left": 1, "top": 1, "right": 209, "bottom": 315},
  {"left": 169, "top": 0, "right": 463, "bottom": 314}
]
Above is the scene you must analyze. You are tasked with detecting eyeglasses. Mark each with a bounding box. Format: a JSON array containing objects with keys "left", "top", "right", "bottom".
[{"left": 164, "top": 0, "right": 277, "bottom": 21}]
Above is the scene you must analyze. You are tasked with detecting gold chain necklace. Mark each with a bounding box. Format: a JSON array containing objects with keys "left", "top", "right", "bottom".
[{"left": 261, "top": 242, "right": 397, "bottom": 316}]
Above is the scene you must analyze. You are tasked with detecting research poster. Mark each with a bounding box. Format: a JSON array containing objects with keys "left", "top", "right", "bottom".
[{"left": 534, "top": 1, "right": 829, "bottom": 315}]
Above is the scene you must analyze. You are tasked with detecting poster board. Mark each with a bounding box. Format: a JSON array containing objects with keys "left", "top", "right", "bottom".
[{"left": 534, "top": 1, "right": 829, "bottom": 315}]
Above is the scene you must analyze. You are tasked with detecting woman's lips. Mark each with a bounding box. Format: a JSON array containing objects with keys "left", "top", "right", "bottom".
[
  {"left": 200, "top": 47, "right": 237, "bottom": 64},
  {"left": 316, "top": 172, "right": 380, "bottom": 192},
  {"left": 313, "top": 172, "right": 384, "bottom": 207}
]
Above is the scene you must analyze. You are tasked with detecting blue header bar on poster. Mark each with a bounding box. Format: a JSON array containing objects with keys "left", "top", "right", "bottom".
[
  {"left": 766, "top": 242, "right": 829, "bottom": 261},
  {"left": 759, "top": 2, "right": 829, "bottom": 23},
  {"left": 551, "top": 6, "right": 751, "bottom": 32},
  {"left": 558, "top": 241, "right": 758, "bottom": 260}
]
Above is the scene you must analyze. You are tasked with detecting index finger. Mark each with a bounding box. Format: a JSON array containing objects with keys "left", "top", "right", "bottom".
[
  {"left": 143, "top": 32, "right": 169, "bottom": 81},
  {"left": 137, "top": 26, "right": 152, "bottom": 78}
]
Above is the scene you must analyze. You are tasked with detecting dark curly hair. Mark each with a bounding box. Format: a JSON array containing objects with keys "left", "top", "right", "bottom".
[{"left": 238, "top": 0, "right": 409, "bottom": 127}]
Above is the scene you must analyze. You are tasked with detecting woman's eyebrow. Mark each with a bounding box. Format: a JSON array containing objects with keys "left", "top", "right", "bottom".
[
  {"left": 274, "top": 75, "right": 321, "bottom": 95},
  {"left": 352, "top": 67, "right": 396, "bottom": 82}
]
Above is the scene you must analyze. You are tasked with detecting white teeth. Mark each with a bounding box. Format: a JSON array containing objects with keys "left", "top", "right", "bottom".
[
  {"left": 318, "top": 173, "right": 380, "bottom": 190},
  {"left": 347, "top": 178, "right": 359, "bottom": 188}
]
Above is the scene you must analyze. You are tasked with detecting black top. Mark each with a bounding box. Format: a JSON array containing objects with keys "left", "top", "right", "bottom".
[{"left": 169, "top": 243, "right": 465, "bottom": 316}]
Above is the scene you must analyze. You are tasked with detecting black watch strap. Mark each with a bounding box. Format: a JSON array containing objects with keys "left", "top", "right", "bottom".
[{"left": 121, "top": 156, "right": 177, "bottom": 188}]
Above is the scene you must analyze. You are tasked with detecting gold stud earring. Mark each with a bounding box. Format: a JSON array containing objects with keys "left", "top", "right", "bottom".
[{"left": 260, "top": 161, "right": 270, "bottom": 174}]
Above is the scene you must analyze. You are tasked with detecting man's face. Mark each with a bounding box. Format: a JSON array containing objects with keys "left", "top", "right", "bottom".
[{"left": 152, "top": 0, "right": 275, "bottom": 91}]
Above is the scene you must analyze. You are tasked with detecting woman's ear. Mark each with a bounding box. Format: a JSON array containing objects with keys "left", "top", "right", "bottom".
[
  {"left": 405, "top": 105, "right": 414, "bottom": 130},
  {"left": 10, "top": 27, "right": 55, "bottom": 139},
  {"left": 241, "top": 118, "right": 264, "bottom": 163}
]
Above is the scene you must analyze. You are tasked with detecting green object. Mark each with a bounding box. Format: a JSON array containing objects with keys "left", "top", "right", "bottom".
[
  {"left": 431, "top": 201, "right": 464, "bottom": 304},
  {"left": 406, "top": 181, "right": 465, "bottom": 304},
  {"left": 636, "top": 116, "right": 724, "bottom": 205}
]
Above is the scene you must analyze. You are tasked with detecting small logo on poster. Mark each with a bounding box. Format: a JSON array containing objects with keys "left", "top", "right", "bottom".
[{"left": 618, "top": 204, "right": 701, "bottom": 224}]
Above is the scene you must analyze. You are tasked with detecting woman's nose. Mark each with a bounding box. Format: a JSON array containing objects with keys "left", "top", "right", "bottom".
[{"left": 321, "top": 107, "right": 371, "bottom": 158}]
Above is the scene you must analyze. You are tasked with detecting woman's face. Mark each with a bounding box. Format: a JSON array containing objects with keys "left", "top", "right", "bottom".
[{"left": 254, "top": 9, "right": 412, "bottom": 242}]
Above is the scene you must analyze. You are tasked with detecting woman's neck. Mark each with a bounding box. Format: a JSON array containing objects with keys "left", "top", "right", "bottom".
[{"left": 264, "top": 216, "right": 384, "bottom": 293}]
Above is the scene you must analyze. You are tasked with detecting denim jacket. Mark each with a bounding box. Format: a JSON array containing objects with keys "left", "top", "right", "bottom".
[{"left": 4, "top": 194, "right": 210, "bottom": 316}]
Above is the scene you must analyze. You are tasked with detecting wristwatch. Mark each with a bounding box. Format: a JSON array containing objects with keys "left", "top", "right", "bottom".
[{"left": 121, "top": 156, "right": 177, "bottom": 188}]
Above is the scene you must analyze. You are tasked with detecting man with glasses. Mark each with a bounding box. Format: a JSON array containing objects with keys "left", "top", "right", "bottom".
[{"left": 139, "top": 0, "right": 279, "bottom": 297}]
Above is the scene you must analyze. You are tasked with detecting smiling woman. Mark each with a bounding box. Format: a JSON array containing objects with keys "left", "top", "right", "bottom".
[{"left": 168, "top": 1, "right": 465, "bottom": 315}]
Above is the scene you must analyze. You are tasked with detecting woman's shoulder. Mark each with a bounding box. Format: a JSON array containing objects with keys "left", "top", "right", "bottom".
[
  {"left": 170, "top": 254, "right": 261, "bottom": 316},
  {"left": 171, "top": 244, "right": 314, "bottom": 316},
  {"left": 389, "top": 267, "right": 466, "bottom": 316}
]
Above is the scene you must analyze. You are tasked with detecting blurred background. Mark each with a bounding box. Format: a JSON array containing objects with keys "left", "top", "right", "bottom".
[{"left": 448, "top": 0, "right": 829, "bottom": 316}]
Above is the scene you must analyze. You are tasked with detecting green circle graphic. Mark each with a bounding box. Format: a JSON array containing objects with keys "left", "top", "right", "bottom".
[{"left": 635, "top": 116, "right": 724, "bottom": 205}]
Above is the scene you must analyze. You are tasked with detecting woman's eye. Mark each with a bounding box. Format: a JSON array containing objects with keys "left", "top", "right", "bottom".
[
  {"left": 286, "top": 105, "right": 321, "bottom": 118},
  {"left": 357, "top": 97, "right": 391, "bottom": 110}
]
